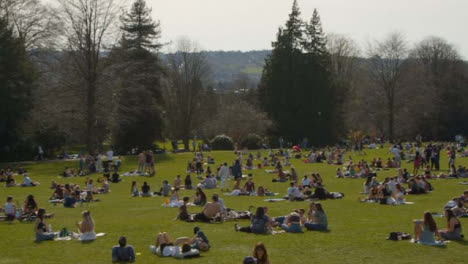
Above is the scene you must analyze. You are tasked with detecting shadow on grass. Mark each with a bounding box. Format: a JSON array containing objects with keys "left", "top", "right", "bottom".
[{"left": 452, "top": 238, "right": 468, "bottom": 246}]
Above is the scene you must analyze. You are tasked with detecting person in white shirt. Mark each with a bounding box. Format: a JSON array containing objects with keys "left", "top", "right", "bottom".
[
  {"left": 218, "top": 163, "right": 229, "bottom": 191},
  {"left": 390, "top": 146, "right": 401, "bottom": 167},
  {"left": 106, "top": 149, "right": 114, "bottom": 162},
  {"left": 287, "top": 182, "right": 304, "bottom": 201},
  {"left": 301, "top": 175, "right": 311, "bottom": 188},
  {"left": 4, "top": 196, "right": 16, "bottom": 221}
]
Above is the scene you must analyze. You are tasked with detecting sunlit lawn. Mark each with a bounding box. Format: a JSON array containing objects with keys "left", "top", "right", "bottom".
[{"left": 1, "top": 146, "right": 467, "bottom": 263}]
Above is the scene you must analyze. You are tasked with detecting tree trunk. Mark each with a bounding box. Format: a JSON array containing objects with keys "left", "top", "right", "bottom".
[
  {"left": 183, "top": 137, "right": 189, "bottom": 151},
  {"left": 388, "top": 99, "right": 394, "bottom": 141}
]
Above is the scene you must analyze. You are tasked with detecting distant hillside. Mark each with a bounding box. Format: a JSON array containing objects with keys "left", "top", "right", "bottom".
[{"left": 161, "top": 50, "right": 270, "bottom": 90}]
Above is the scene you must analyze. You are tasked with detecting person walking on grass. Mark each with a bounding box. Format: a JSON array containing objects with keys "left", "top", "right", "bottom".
[{"left": 219, "top": 162, "right": 229, "bottom": 192}]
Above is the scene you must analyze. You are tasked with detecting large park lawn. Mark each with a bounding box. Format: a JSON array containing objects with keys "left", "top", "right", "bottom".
[{"left": 1, "top": 146, "right": 467, "bottom": 263}]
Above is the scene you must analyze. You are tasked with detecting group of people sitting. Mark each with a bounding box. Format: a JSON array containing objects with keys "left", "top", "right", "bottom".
[
  {"left": 443, "top": 190, "right": 468, "bottom": 217},
  {"left": 49, "top": 179, "right": 108, "bottom": 207},
  {"left": 234, "top": 202, "right": 328, "bottom": 234},
  {"left": 2, "top": 169, "right": 40, "bottom": 187},
  {"left": 413, "top": 211, "right": 463, "bottom": 245},
  {"left": 1, "top": 195, "right": 54, "bottom": 222},
  {"left": 131, "top": 180, "right": 172, "bottom": 197}
]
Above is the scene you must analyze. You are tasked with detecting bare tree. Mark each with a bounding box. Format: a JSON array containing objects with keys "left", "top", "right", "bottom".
[
  {"left": 57, "top": 0, "right": 121, "bottom": 153},
  {"left": 202, "top": 99, "right": 272, "bottom": 144},
  {"left": 327, "top": 33, "right": 360, "bottom": 138},
  {"left": 0, "top": 0, "right": 60, "bottom": 50},
  {"left": 163, "top": 37, "right": 210, "bottom": 150},
  {"left": 367, "top": 32, "right": 408, "bottom": 140}
]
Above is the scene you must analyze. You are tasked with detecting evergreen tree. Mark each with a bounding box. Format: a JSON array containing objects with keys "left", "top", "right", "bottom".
[
  {"left": 303, "top": 9, "right": 328, "bottom": 58},
  {"left": 258, "top": 2, "right": 335, "bottom": 146},
  {"left": 108, "top": 0, "right": 164, "bottom": 152},
  {"left": 0, "top": 17, "right": 36, "bottom": 160},
  {"left": 120, "top": 0, "right": 162, "bottom": 50}
]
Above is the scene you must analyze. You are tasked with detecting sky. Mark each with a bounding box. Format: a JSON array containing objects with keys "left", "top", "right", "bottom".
[{"left": 45, "top": 0, "right": 468, "bottom": 58}]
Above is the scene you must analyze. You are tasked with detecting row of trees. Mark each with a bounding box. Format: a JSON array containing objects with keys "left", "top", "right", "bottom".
[
  {"left": 1, "top": 0, "right": 271, "bottom": 160},
  {"left": 258, "top": 0, "right": 468, "bottom": 145},
  {"left": 1, "top": 0, "right": 468, "bottom": 160}
]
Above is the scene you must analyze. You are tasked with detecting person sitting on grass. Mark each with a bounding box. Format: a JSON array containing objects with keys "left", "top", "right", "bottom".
[
  {"left": 235, "top": 207, "right": 271, "bottom": 234},
  {"left": 281, "top": 211, "right": 302, "bottom": 233},
  {"left": 287, "top": 182, "right": 305, "bottom": 201},
  {"left": 305, "top": 202, "right": 328, "bottom": 231},
  {"left": 193, "top": 187, "right": 207, "bottom": 206},
  {"left": 21, "top": 172, "right": 39, "bottom": 187},
  {"left": 185, "top": 174, "right": 192, "bottom": 190},
  {"left": 22, "top": 194, "right": 38, "bottom": 215},
  {"left": 244, "top": 177, "right": 256, "bottom": 194},
  {"left": 175, "top": 197, "right": 192, "bottom": 221},
  {"left": 5, "top": 175, "right": 16, "bottom": 187},
  {"left": 112, "top": 236, "right": 135, "bottom": 263},
  {"left": 174, "top": 175, "right": 182, "bottom": 189},
  {"left": 141, "top": 182, "right": 151, "bottom": 197},
  {"left": 200, "top": 174, "right": 217, "bottom": 189},
  {"left": 168, "top": 188, "right": 181, "bottom": 206},
  {"left": 50, "top": 184, "right": 64, "bottom": 201},
  {"left": 111, "top": 170, "right": 121, "bottom": 183},
  {"left": 194, "top": 195, "right": 221, "bottom": 222},
  {"left": 130, "top": 181, "right": 139, "bottom": 197},
  {"left": 157, "top": 180, "right": 171, "bottom": 197},
  {"left": 438, "top": 209, "right": 463, "bottom": 240},
  {"left": 393, "top": 183, "right": 406, "bottom": 204},
  {"left": 64, "top": 190, "right": 78, "bottom": 208},
  {"left": 4, "top": 196, "right": 16, "bottom": 222},
  {"left": 35, "top": 208, "right": 55, "bottom": 241},
  {"left": 75, "top": 210, "right": 96, "bottom": 241},
  {"left": 413, "top": 212, "right": 442, "bottom": 244},
  {"left": 252, "top": 242, "right": 270, "bottom": 264}
]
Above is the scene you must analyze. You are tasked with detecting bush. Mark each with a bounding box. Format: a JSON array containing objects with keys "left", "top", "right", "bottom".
[
  {"left": 241, "top": 133, "right": 263, "bottom": 149},
  {"left": 210, "top": 135, "right": 234, "bottom": 150}
]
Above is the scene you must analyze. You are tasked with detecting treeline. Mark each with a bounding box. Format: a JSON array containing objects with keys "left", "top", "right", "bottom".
[
  {"left": 258, "top": 0, "right": 468, "bottom": 146},
  {"left": 1, "top": 0, "right": 467, "bottom": 161},
  {"left": 0, "top": 0, "right": 271, "bottom": 161}
]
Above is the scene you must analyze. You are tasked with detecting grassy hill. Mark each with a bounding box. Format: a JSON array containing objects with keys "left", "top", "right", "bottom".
[{"left": 0, "top": 146, "right": 467, "bottom": 263}]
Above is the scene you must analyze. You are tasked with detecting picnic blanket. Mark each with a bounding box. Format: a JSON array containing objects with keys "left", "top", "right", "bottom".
[
  {"left": 121, "top": 171, "right": 150, "bottom": 177},
  {"left": 264, "top": 198, "right": 286, "bottom": 202},
  {"left": 409, "top": 239, "right": 446, "bottom": 246}
]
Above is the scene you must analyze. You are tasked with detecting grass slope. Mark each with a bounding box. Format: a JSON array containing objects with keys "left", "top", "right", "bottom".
[{"left": 1, "top": 147, "right": 467, "bottom": 264}]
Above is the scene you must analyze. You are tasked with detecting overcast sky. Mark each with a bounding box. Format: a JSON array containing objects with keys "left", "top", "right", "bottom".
[{"left": 45, "top": 0, "right": 468, "bottom": 58}]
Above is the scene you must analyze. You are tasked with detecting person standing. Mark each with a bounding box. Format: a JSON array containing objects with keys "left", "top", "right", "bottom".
[
  {"left": 279, "top": 137, "right": 284, "bottom": 150},
  {"left": 137, "top": 151, "right": 145, "bottom": 173},
  {"left": 218, "top": 162, "right": 229, "bottom": 191}
]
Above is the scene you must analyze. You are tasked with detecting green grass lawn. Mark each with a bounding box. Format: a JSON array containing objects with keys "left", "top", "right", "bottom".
[{"left": 1, "top": 147, "right": 467, "bottom": 263}]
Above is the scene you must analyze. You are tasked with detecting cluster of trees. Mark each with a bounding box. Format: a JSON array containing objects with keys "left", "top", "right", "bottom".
[
  {"left": 1, "top": 0, "right": 468, "bottom": 161},
  {"left": 258, "top": 0, "right": 468, "bottom": 146},
  {"left": 0, "top": 0, "right": 271, "bottom": 160}
]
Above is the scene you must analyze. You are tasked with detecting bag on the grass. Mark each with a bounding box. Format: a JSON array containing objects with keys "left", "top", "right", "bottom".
[
  {"left": 59, "top": 228, "right": 69, "bottom": 237},
  {"left": 388, "top": 232, "right": 411, "bottom": 240}
]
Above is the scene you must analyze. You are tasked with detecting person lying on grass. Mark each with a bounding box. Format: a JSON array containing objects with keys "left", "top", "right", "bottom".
[
  {"left": 112, "top": 236, "right": 135, "bottom": 263},
  {"left": 153, "top": 232, "right": 201, "bottom": 258},
  {"left": 235, "top": 207, "right": 271, "bottom": 234},
  {"left": 74, "top": 210, "right": 96, "bottom": 241},
  {"left": 438, "top": 209, "right": 463, "bottom": 240},
  {"left": 413, "top": 212, "right": 443, "bottom": 245},
  {"left": 193, "top": 195, "right": 221, "bottom": 222},
  {"left": 305, "top": 202, "right": 328, "bottom": 231}
]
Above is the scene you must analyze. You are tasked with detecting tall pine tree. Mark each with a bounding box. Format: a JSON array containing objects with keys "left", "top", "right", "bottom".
[
  {"left": 258, "top": 1, "right": 334, "bottom": 146},
  {"left": 120, "top": 0, "right": 162, "bottom": 50},
  {"left": 108, "top": 0, "right": 164, "bottom": 152},
  {"left": 0, "top": 17, "right": 36, "bottom": 160}
]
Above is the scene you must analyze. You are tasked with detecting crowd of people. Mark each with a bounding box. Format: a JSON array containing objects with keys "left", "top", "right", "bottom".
[{"left": 1, "top": 139, "right": 467, "bottom": 262}]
